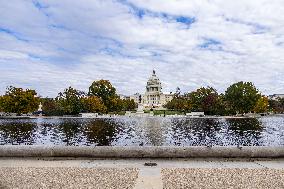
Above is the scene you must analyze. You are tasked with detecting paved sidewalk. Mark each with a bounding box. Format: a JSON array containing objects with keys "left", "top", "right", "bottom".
[{"left": 0, "top": 158, "right": 283, "bottom": 189}]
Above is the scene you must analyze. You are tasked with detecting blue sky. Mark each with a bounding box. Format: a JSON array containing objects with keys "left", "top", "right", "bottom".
[{"left": 0, "top": 0, "right": 284, "bottom": 97}]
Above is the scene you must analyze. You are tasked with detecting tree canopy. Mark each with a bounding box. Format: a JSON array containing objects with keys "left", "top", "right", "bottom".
[
  {"left": 88, "top": 80, "right": 116, "bottom": 98},
  {"left": 165, "top": 87, "right": 223, "bottom": 115},
  {"left": 186, "top": 87, "right": 220, "bottom": 115},
  {"left": 41, "top": 98, "right": 64, "bottom": 116},
  {"left": 254, "top": 96, "right": 269, "bottom": 113},
  {"left": 0, "top": 80, "right": 275, "bottom": 116},
  {"left": 225, "top": 82, "right": 261, "bottom": 113},
  {"left": 0, "top": 86, "right": 39, "bottom": 114},
  {"left": 88, "top": 80, "right": 116, "bottom": 108},
  {"left": 82, "top": 96, "right": 107, "bottom": 113},
  {"left": 268, "top": 97, "right": 284, "bottom": 113},
  {"left": 165, "top": 82, "right": 267, "bottom": 115},
  {"left": 56, "top": 86, "right": 85, "bottom": 115}
]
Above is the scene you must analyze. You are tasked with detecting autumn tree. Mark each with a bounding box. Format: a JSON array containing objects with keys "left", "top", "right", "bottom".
[
  {"left": 40, "top": 98, "right": 64, "bottom": 116},
  {"left": 0, "top": 96, "right": 4, "bottom": 112},
  {"left": 277, "top": 98, "right": 284, "bottom": 113},
  {"left": 56, "top": 87, "right": 85, "bottom": 115},
  {"left": 225, "top": 82, "right": 261, "bottom": 114},
  {"left": 254, "top": 96, "right": 269, "bottom": 113},
  {"left": 268, "top": 97, "right": 284, "bottom": 113},
  {"left": 280, "top": 98, "right": 284, "bottom": 107},
  {"left": 186, "top": 87, "right": 220, "bottom": 115},
  {"left": 0, "top": 86, "right": 39, "bottom": 114},
  {"left": 82, "top": 96, "right": 107, "bottom": 113},
  {"left": 88, "top": 80, "right": 117, "bottom": 110}
]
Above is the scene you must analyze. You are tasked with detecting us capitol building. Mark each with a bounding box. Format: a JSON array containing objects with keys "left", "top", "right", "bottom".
[{"left": 121, "top": 70, "right": 174, "bottom": 110}]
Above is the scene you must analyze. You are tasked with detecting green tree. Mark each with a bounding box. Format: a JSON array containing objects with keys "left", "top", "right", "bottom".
[
  {"left": 0, "top": 86, "right": 39, "bottom": 114},
  {"left": 122, "top": 99, "right": 136, "bottom": 111},
  {"left": 164, "top": 97, "right": 190, "bottom": 112},
  {"left": 164, "top": 87, "right": 184, "bottom": 110},
  {"left": 216, "top": 94, "right": 234, "bottom": 116},
  {"left": 225, "top": 82, "right": 261, "bottom": 114},
  {"left": 88, "top": 80, "right": 117, "bottom": 111},
  {"left": 164, "top": 86, "right": 190, "bottom": 112},
  {"left": 107, "top": 97, "right": 124, "bottom": 112},
  {"left": 56, "top": 87, "right": 85, "bottom": 115}
]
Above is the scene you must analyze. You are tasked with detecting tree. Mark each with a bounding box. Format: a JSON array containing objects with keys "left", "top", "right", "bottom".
[
  {"left": 164, "top": 97, "right": 190, "bottom": 111},
  {"left": 278, "top": 98, "right": 284, "bottom": 113},
  {"left": 40, "top": 98, "right": 64, "bottom": 116},
  {"left": 88, "top": 80, "right": 117, "bottom": 110},
  {"left": 186, "top": 87, "right": 220, "bottom": 115},
  {"left": 268, "top": 97, "right": 284, "bottom": 113},
  {"left": 107, "top": 97, "right": 124, "bottom": 112},
  {"left": 82, "top": 96, "right": 107, "bottom": 113},
  {"left": 0, "top": 86, "right": 39, "bottom": 114},
  {"left": 225, "top": 82, "right": 261, "bottom": 114},
  {"left": 122, "top": 99, "right": 136, "bottom": 111},
  {"left": 56, "top": 87, "right": 85, "bottom": 115},
  {"left": 163, "top": 86, "right": 190, "bottom": 111},
  {"left": 216, "top": 94, "right": 234, "bottom": 116},
  {"left": 0, "top": 96, "right": 4, "bottom": 112},
  {"left": 254, "top": 96, "right": 269, "bottom": 113}
]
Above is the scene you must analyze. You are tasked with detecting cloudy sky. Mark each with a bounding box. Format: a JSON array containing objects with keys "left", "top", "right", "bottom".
[{"left": 0, "top": 0, "right": 284, "bottom": 97}]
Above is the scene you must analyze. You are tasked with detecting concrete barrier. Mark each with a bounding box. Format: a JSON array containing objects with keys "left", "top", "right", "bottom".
[{"left": 0, "top": 146, "right": 283, "bottom": 158}]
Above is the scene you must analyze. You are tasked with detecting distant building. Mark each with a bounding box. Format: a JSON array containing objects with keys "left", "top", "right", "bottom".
[
  {"left": 119, "top": 94, "right": 130, "bottom": 100},
  {"left": 268, "top": 94, "right": 284, "bottom": 100},
  {"left": 130, "top": 70, "right": 174, "bottom": 109},
  {"left": 129, "top": 93, "right": 141, "bottom": 103}
]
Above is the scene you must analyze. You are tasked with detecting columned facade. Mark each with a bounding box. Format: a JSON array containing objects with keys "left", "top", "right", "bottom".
[
  {"left": 130, "top": 70, "right": 174, "bottom": 109},
  {"left": 143, "top": 70, "right": 163, "bottom": 107}
]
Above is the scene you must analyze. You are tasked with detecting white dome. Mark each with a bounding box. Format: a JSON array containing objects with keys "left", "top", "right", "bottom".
[{"left": 147, "top": 70, "right": 161, "bottom": 86}]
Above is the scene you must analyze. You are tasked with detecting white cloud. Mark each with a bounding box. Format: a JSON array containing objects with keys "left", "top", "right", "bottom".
[{"left": 0, "top": 0, "right": 284, "bottom": 97}]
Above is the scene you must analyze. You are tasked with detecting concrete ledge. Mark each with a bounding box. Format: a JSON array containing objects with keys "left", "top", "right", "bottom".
[{"left": 0, "top": 146, "right": 283, "bottom": 158}]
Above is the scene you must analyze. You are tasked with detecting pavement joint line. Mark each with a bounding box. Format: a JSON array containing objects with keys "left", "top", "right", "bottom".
[{"left": 134, "top": 167, "right": 163, "bottom": 189}]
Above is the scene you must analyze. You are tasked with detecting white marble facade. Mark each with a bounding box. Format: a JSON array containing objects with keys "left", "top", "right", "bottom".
[{"left": 130, "top": 70, "right": 174, "bottom": 109}]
